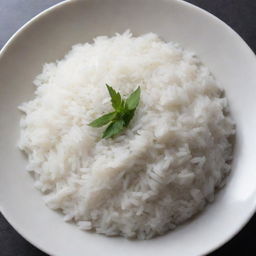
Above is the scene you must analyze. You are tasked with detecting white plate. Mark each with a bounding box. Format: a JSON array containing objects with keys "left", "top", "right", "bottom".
[{"left": 0, "top": 0, "right": 256, "bottom": 255}]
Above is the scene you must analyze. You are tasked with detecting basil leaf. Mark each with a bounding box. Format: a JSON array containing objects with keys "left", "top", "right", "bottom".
[
  {"left": 125, "top": 86, "right": 141, "bottom": 110},
  {"left": 88, "top": 84, "right": 141, "bottom": 139},
  {"left": 106, "top": 84, "right": 122, "bottom": 110},
  {"left": 88, "top": 112, "right": 116, "bottom": 127},
  {"left": 102, "top": 120, "right": 125, "bottom": 139},
  {"left": 123, "top": 109, "right": 135, "bottom": 127}
]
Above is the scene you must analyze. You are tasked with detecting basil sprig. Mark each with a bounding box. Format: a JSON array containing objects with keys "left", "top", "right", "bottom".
[{"left": 89, "top": 84, "right": 141, "bottom": 139}]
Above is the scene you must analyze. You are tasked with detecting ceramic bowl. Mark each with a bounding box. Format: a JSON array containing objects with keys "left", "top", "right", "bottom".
[{"left": 0, "top": 0, "right": 256, "bottom": 255}]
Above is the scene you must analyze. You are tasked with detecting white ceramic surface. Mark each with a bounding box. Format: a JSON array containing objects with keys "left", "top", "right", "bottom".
[{"left": 0, "top": 0, "right": 256, "bottom": 255}]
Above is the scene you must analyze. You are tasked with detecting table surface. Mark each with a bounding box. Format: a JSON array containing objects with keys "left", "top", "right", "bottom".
[{"left": 0, "top": 0, "right": 255, "bottom": 255}]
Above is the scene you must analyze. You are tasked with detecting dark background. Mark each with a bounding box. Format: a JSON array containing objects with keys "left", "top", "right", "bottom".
[{"left": 0, "top": 0, "right": 255, "bottom": 255}]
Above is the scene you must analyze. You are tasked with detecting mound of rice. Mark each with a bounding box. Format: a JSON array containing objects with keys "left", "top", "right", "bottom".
[{"left": 19, "top": 31, "right": 235, "bottom": 239}]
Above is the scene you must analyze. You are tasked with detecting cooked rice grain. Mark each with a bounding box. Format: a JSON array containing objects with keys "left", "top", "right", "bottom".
[{"left": 19, "top": 31, "right": 235, "bottom": 239}]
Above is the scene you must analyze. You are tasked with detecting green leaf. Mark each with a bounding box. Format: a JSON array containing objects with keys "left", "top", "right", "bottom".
[
  {"left": 102, "top": 120, "right": 125, "bottom": 139},
  {"left": 120, "top": 100, "right": 126, "bottom": 112},
  {"left": 88, "top": 84, "right": 141, "bottom": 139},
  {"left": 106, "top": 84, "right": 122, "bottom": 110},
  {"left": 88, "top": 112, "right": 116, "bottom": 127},
  {"left": 123, "top": 109, "right": 135, "bottom": 127},
  {"left": 125, "top": 87, "right": 141, "bottom": 110}
]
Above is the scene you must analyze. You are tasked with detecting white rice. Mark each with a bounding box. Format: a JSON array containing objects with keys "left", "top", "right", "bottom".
[{"left": 19, "top": 31, "right": 235, "bottom": 239}]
